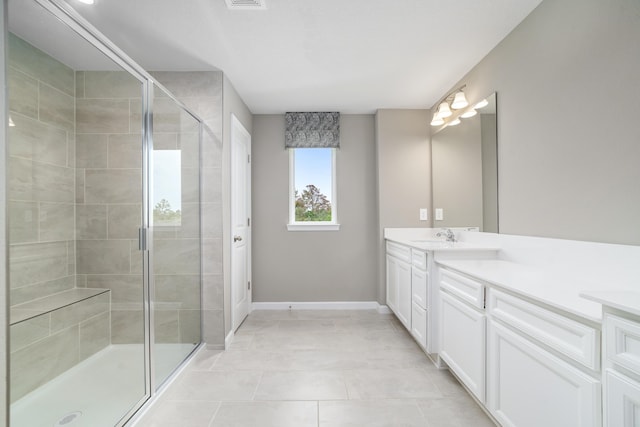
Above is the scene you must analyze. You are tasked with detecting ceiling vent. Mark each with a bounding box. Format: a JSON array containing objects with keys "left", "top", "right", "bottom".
[{"left": 224, "top": 0, "right": 266, "bottom": 10}]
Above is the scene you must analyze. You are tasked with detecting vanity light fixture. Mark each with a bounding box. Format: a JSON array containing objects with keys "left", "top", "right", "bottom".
[
  {"left": 430, "top": 112, "right": 444, "bottom": 126},
  {"left": 460, "top": 109, "right": 477, "bottom": 118},
  {"left": 475, "top": 98, "right": 489, "bottom": 109},
  {"left": 77, "top": 0, "right": 95, "bottom": 4},
  {"left": 448, "top": 118, "right": 461, "bottom": 126},
  {"left": 451, "top": 91, "right": 469, "bottom": 109},
  {"left": 437, "top": 102, "right": 452, "bottom": 118}
]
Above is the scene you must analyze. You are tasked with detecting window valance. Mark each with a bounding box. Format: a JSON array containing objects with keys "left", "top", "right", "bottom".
[{"left": 285, "top": 112, "right": 340, "bottom": 148}]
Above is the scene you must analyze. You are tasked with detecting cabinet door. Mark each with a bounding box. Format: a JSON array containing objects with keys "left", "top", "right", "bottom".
[
  {"left": 412, "top": 267, "right": 428, "bottom": 309},
  {"left": 386, "top": 255, "right": 398, "bottom": 314},
  {"left": 411, "top": 301, "right": 427, "bottom": 349},
  {"left": 439, "top": 291, "right": 486, "bottom": 402},
  {"left": 606, "top": 369, "right": 640, "bottom": 427},
  {"left": 396, "top": 259, "right": 412, "bottom": 329},
  {"left": 488, "top": 320, "right": 601, "bottom": 427}
]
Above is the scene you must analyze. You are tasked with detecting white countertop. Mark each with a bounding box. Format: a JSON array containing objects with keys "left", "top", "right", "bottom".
[
  {"left": 437, "top": 259, "right": 604, "bottom": 323},
  {"left": 581, "top": 291, "right": 640, "bottom": 318},
  {"left": 384, "top": 229, "right": 500, "bottom": 253}
]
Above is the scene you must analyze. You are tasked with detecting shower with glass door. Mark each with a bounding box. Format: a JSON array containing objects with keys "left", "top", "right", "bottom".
[{"left": 6, "top": 0, "right": 205, "bottom": 425}]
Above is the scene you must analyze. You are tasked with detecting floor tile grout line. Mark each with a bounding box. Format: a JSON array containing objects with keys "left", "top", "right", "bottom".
[{"left": 206, "top": 401, "right": 223, "bottom": 427}]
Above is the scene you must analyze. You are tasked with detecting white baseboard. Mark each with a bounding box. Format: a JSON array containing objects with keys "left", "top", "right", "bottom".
[
  {"left": 224, "top": 329, "right": 234, "bottom": 350},
  {"left": 252, "top": 301, "right": 387, "bottom": 311}
]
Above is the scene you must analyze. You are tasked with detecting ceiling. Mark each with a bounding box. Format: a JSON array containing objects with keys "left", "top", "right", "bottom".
[{"left": 24, "top": 0, "right": 542, "bottom": 113}]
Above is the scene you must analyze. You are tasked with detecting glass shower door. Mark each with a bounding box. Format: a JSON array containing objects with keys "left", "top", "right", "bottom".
[
  {"left": 150, "top": 83, "right": 202, "bottom": 388},
  {"left": 7, "top": 0, "right": 149, "bottom": 425}
]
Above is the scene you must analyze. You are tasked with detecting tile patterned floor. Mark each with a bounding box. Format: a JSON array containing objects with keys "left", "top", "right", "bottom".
[{"left": 133, "top": 310, "right": 496, "bottom": 427}]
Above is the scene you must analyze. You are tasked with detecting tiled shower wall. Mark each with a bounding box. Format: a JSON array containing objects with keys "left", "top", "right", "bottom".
[
  {"left": 74, "top": 70, "right": 145, "bottom": 344},
  {"left": 151, "top": 71, "right": 224, "bottom": 346},
  {"left": 7, "top": 33, "right": 76, "bottom": 306}
]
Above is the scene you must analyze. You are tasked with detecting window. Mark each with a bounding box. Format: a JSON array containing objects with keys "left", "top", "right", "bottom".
[{"left": 288, "top": 147, "right": 339, "bottom": 231}]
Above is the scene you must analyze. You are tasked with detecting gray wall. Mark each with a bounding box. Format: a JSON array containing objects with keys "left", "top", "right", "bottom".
[
  {"left": 221, "top": 75, "right": 252, "bottom": 338},
  {"left": 252, "top": 114, "right": 378, "bottom": 303},
  {"left": 435, "top": 0, "right": 640, "bottom": 245},
  {"left": 481, "top": 114, "right": 498, "bottom": 233},
  {"left": 375, "top": 109, "right": 432, "bottom": 302}
]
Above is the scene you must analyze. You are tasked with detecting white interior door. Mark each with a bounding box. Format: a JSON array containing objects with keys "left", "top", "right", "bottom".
[{"left": 231, "top": 114, "right": 251, "bottom": 331}]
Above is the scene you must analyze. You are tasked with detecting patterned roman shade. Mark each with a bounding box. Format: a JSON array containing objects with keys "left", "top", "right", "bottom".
[{"left": 285, "top": 112, "right": 340, "bottom": 148}]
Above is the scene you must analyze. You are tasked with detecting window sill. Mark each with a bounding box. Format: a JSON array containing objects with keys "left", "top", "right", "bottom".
[{"left": 287, "top": 223, "right": 341, "bottom": 232}]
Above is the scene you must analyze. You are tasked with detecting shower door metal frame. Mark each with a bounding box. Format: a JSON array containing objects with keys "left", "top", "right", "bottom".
[{"left": 4, "top": 0, "right": 206, "bottom": 425}]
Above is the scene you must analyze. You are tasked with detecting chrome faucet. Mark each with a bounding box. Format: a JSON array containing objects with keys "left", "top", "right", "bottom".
[{"left": 436, "top": 228, "right": 457, "bottom": 242}]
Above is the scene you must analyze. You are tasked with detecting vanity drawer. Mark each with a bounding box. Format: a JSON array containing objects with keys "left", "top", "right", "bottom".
[
  {"left": 386, "top": 241, "right": 411, "bottom": 263},
  {"left": 605, "top": 313, "right": 640, "bottom": 374},
  {"left": 411, "top": 249, "right": 428, "bottom": 270},
  {"left": 439, "top": 268, "right": 485, "bottom": 309},
  {"left": 488, "top": 289, "right": 599, "bottom": 371}
]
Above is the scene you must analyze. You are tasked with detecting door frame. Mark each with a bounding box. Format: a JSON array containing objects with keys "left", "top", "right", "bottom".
[{"left": 230, "top": 114, "right": 252, "bottom": 332}]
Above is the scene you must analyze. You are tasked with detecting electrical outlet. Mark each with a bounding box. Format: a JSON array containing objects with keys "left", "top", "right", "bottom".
[
  {"left": 435, "top": 208, "right": 444, "bottom": 221},
  {"left": 419, "top": 208, "right": 428, "bottom": 221}
]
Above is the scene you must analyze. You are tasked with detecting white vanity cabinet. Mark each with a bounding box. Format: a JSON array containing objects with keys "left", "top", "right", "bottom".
[
  {"left": 385, "top": 242, "right": 412, "bottom": 329},
  {"left": 603, "top": 311, "right": 640, "bottom": 426},
  {"left": 487, "top": 288, "right": 601, "bottom": 427},
  {"left": 410, "top": 249, "right": 428, "bottom": 349},
  {"left": 438, "top": 268, "right": 487, "bottom": 402}
]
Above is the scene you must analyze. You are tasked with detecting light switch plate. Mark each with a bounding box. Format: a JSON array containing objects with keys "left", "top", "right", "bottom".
[
  {"left": 419, "top": 208, "right": 428, "bottom": 221},
  {"left": 435, "top": 208, "right": 444, "bottom": 221}
]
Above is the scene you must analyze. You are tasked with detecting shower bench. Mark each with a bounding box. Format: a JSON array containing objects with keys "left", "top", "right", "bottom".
[{"left": 9, "top": 288, "right": 112, "bottom": 402}]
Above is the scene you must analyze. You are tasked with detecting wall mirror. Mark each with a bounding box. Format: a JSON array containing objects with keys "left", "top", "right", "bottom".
[{"left": 431, "top": 92, "right": 498, "bottom": 232}]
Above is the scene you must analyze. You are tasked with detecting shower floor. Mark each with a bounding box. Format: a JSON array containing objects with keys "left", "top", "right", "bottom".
[{"left": 11, "top": 343, "right": 196, "bottom": 427}]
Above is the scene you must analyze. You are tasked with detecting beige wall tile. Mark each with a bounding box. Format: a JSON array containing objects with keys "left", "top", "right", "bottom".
[
  {"left": 9, "top": 201, "right": 38, "bottom": 244},
  {"left": 179, "top": 309, "right": 201, "bottom": 344},
  {"left": 202, "top": 274, "right": 223, "bottom": 311},
  {"left": 84, "top": 169, "right": 142, "bottom": 204},
  {"left": 86, "top": 275, "right": 143, "bottom": 306},
  {"left": 108, "top": 204, "right": 141, "bottom": 239},
  {"left": 9, "top": 157, "right": 75, "bottom": 203},
  {"left": 129, "top": 99, "right": 144, "bottom": 133},
  {"left": 39, "top": 82, "right": 75, "bottom": 131},
  {"left": 8, "top": 33, "right": 75, "bottom": 97},
  {"left": 8, "top": 114, "right": 68, "bottom": 167},
  {"left": 151, "top": 71, "right": 222, "bottom": 98},
  {"left": 10, "top": 325, "right": 79, "bottom": 401},
  {"left": 175, "top": 202, "right": 200, "bottom": 239},
  {"left": 10, "top": 276, "right": 75, "bottom": 306},
  {"left": 202, "top": 203, "right": 222, "bottom": 238},
  {"left": 76, "top": 204, "right": 108, "bottom": 239},
  {"left": 202, "top": 309, "right": 224, "bottom": 346},
  {"left": 202, "top": 238, "right": 222, "bottom": 275},
  {"left": 154, "top": 238, "right": 200, "bottom": 275},
  {"left": 50, "top": 293, "right": 109, "bottom": 333},
  {"left": 10, "top": 315, "right": 50, "bottom": 352},
  {"left": 109, "top": 134, "right": 142, "bottom": 168},
  {"left": 39, "top": 203, "right": 74, "bottom": 241},
  {"left": 76, "top": 98, "right": 130, "bottom": 134},
  {"left": 181, "top": 167, "right": 200, "bottom": 204},
  {"left": 201, "top": 167, "right": 222, "bottom": 203},
  {"left": 83, "top": 71, "right": 142, "bottom": 99},
  {"left": 152, "top": 133, "right": 178, "bottom": 150},
  {"left": 76, "top": 134, "right": 108, "bottom": 168},
  {"left": 154, "top": 309, "right": 179, "bottom": 343},
  {"left": 111, "top": 309, "right": 144, "bottom": 344},
  {"left": 130, "top": 240, "right": 143, "bottom": 274},
  {"left": 76, "top": 240, "right": 131, "bottom": 274},
  {"left": 9, "top": 242, "right": 69, "bottom": 289},
  {"left": 75, "top": 71, "right": 85, "bottom": 99},
  {"left": 8, "top": 67, "right": 38, "bottom": 118},
  {"left": 178, "top": 132, "right": 200, "bottom": 169},
  {"left": 79, "top": 311, "right": 111, "bottom": 360},
  {"left": 154, "top": 275, "right": 200, "bottom": 309},
  {"left": 76, "top": 169, "right": 85, "bottom": 204}
]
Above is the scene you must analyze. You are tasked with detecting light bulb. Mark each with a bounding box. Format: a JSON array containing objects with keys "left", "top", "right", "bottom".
[
  {"left": 8, "top": 116, "right": 15, "bottom": 127},
  {"left": 437, "top": 102, "right": 452, "bottom": 118},
  {"left": 451, "top": 91, "right": 469, "bottom": 109},
  {"left": 77, "top": 0, "right": 95, "bottom": 4},
  {"left": 448, "top": 118, "right": 461, "bottom": 126},
  {"left": 460, "top": 109, "right": 477, "bottom": 118},
  {"left": 475, "top": 99, "right": 489, "bottom": 109},
  {"left": 430, "top": 112, "right": 444, "bottom": 126}
]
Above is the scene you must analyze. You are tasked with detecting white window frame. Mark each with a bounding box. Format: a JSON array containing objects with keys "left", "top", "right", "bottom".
[{"left": 287, "top": 147, "right": 340, "bottom": 231}]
